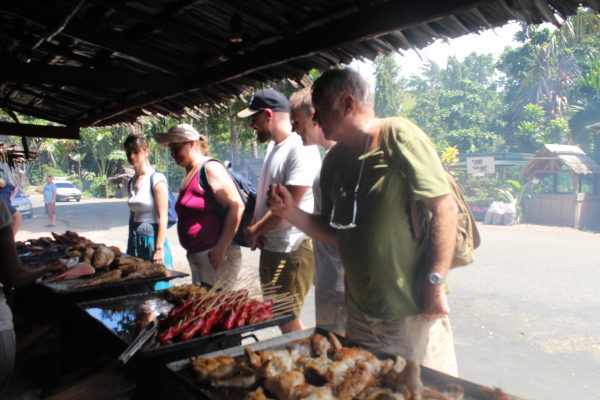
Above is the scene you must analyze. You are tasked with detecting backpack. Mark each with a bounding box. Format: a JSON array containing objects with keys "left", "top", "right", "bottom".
[
  {"left": 199, "top": 159, "right": 257, "bottom": 247},
  {"left": 150, "top": 173, "right": 178, "bottom": 228},
  {"left": 128, "top": 173, "right": 177, "bottom": 228},
  {"left": 380, "top": 118, "right": 481, "bottom": 268}
]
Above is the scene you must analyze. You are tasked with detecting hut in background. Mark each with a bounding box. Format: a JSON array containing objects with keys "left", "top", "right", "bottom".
[
  {"left": 522, "top": 144, "right": 600, "bottom": 230},
  {"left": 108, "top": 166, "right": 135, "bottom": 199}
]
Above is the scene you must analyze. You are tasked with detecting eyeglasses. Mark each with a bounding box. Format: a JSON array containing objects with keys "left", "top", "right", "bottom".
[
  {"left": 329, "top": 187, "right": 359, "bottom": 229},
  {"left": 329, "top": 142, "right": 369, "bottom": 230}
]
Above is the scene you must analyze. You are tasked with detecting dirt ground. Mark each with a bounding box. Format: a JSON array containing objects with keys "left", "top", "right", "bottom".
[{"left": 15, "top": 195, "right": 600, "bottom": 400}]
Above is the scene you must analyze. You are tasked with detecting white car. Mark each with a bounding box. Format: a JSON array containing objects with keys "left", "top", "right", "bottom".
[{"left": 54, "top": 180, "right": 82, "bottom": 202}]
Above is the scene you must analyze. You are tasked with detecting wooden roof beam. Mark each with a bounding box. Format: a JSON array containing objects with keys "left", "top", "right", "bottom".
[
  {"left": 0, "top": 121, "right": 80, "bottom": 140},
  {"left": 32, "top": 0, "right": 86, "bottom": 51},
  {"left": 2, "top": 2, "right": 184, "bottom": 74},
  {"left": 83, "top": 0, "right": 487, "bottom": 125},
  {"left": 1, "top": 60, "right": 185, "bottom": 92}
]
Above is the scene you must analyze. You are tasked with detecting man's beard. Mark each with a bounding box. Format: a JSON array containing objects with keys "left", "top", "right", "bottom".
[{"left": 256, "top": 129, "right": 270, "bottom": 143}]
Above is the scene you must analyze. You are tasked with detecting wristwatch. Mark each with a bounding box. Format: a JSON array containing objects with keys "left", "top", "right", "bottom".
[{"left": 427, "top": 272, "right": 445, "bottom": 285}]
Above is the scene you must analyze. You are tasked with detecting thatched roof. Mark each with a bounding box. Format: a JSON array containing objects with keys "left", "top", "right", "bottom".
[
  {"left": 107, "top": 165, "right": 135, "bottom": 183},
  {"left": 0, "top": 142, "right": 40, "bottom": 167},
  {"left": 523, "top": 144, "right": 600, "bottom": 176},
  {"left": 1, "top": 0, "right": 599, "bottom": 131}
]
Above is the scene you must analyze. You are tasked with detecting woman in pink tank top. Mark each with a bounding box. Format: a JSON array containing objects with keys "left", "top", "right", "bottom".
[{"left": 155, "top": 124, "right": 245, "bottom": 287}]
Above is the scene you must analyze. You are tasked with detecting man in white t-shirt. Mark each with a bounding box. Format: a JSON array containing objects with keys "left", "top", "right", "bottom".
[
  {"left": 289, "top": 88, "right": 346, "bottom": 336},
  {"left": 239, "top": 89, "right": 321, "bottom": 333}
]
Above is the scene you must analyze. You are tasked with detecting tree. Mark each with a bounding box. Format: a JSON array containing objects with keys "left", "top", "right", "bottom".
[
  {"left": 407, "top": 54, "right": 501, "bottom": 153},
  {"left": 374, "top": 54, "right": 404, "bottom": 117},
  {"left": 80, "top": 126, "right": 128, "bottom": 197},
  {"left": 569, "top": 57, "right": 600, "bottom": 160},
  {"left": 498, "top": 11, "right": 600, "bottom": 152}
]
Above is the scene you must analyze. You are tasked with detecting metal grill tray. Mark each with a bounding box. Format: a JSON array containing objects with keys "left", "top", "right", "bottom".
[
  {"left": 40, "top": 270, "right": 188, "bottom": 294},
  {"left": 19, "top": 248, "right": 67, "bottom": 264},
  {"left": 77, "top": 290, "right": 292, "bottom": 360},
  {"left": 167, "top": 328, "right": 521, "bottom": 400}
]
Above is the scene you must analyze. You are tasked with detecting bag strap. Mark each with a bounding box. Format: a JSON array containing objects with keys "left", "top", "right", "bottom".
[
  {"left": 379, "top": 120, "right": 426, "bottom": 241},
  {"left": 148, "top": 172, "right": 161, "bottom": 221},
  {"left": 199, "top": 158, "right": 245, "bottom": 205}
]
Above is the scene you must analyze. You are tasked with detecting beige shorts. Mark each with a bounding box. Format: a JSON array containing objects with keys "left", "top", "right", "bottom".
[
  {"left": 346, "top": 299, "right": 458, "bottom": 376},
  {"left": 187, "top": 245, "right": 242, "bottom": 288},
  {"left": 315, "top": 289, "right": 346, "bottom": 336},
  {"left": 259, "top": 240, "right": 315, "bottom": 317}
]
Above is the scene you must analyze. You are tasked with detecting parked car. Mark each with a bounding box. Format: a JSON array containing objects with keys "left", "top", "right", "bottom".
[
  {"left": 55, "top": 181, "right": 82, "bottom": 202},
  {"left": 11, "top": 188, "right": 33, "bottom": 218}
]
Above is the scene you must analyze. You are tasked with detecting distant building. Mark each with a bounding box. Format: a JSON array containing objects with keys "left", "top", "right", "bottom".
[{"left": 522, "top": 144, "right": 600, "bottom": 230}]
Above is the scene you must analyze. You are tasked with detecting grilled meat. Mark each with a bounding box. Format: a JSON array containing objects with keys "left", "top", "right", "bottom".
[
  {"left": 46, "top": 262, "right": 95, "bottom": 282},
  {"left": 190, "top": 356, "right": 237, "bottom": 382},
  {"left": 264, "top": 370, "right": 305, "bottom": 400},
  {"left": 311, "top": 333, "right": 331, "bottom": 357},
  {"left": 92, "top": 245, "right": 115, "bottom": 269},
  {"left": 294, "top": 383, "right": 336, "bottom": 400},
  {"left": 75, "top": 269, "right": 122, "bottom": 287}
]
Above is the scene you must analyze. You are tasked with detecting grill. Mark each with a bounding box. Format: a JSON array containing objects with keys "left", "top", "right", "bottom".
[
  {"left": 40, "top": 270, "right": 188, "bottom": 296},
  {"left": 166, "top": 328, "right": 521, "bottom": 400},
  {"left": 77, "top": 291, "right": 292, "bottom": 363}
]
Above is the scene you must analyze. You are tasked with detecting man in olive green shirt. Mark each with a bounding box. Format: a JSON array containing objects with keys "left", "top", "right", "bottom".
[{"left": 269, "top": 67, "right": 459, "bottom": 375}]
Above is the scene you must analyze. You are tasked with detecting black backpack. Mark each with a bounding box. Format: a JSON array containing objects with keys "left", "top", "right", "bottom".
[{"left": 199, "top": 159, "right": 257, "bottom": 247}]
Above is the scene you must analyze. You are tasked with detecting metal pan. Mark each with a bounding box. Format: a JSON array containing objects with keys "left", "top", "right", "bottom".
[
  {"left": 19, "top": 248, "right": 67, "bottom": 264},
  {"left": 40, "top": 270, "right": 188, "bottom": 295},
  {"left": 167, "top": 327, "right": 521, "bottom": 400},
  {"left": 77, "top": 291, "right": 293, "bottom": 362}
]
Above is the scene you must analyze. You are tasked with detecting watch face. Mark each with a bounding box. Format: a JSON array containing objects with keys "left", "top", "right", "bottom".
[{"left": 428, "top": 273, "right": 443, "bottom": 285}]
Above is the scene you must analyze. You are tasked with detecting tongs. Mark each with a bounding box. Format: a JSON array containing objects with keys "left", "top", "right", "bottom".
[{"left": 117, "top": 319, "right": 158, "bottom": 365}]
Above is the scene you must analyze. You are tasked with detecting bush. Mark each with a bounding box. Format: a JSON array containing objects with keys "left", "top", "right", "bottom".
[{"left": 87, "top": 175, "right": 114, "bottom": 198}]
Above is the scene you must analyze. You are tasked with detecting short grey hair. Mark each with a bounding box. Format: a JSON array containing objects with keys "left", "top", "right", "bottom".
[
  {"left": 312, "top": 68, "right": 373, "bottom": 110},
  {"left": 289, "top": 88, "right": 314, "bottom": 117}
]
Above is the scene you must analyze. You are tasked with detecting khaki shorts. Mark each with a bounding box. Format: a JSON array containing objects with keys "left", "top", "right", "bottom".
[
  {"left": 187, "top": 245, "right": 242, "bottom": 288},
  {"left": 259, "top": 240, "right": 315, "bottom": 317},
  {"left": 44, "top": 202, "right": 56, "bottom": 215},
  {"left": 346, "top": 299, "right": 458, "bottom": 376}
]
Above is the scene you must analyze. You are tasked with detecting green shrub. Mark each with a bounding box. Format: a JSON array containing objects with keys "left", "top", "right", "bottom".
[{"left": 87, "top": 175, "right": 114, "bottom": 198}]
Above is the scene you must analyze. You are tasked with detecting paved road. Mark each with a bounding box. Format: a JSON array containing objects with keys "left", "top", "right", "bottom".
[{"left": 17, "top": 195, "right": 600, "bottom": 400}]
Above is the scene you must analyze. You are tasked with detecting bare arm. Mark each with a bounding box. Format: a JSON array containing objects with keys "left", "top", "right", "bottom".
[
  {"left": 245, "top": 185, "right": 309, "bottom": 250},
  {"left": 152, "top": 179, "right": 169, "bottom": 264},
  {"left": 419, "top": 193, "right": 458, "bottom": 320},
  {"left": 268, "top": 184, "right": 337, "bottom": 245},
  {"left": 205, "top": 162, "right": 244, "bottom": 268},
  {"left": 0, "top": 225, "right": 63, "bottom": 287}
]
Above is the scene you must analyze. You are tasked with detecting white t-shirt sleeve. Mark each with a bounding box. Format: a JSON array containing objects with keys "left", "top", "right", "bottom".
[
  {"left": 151, "top": 172, "right": 167, "bottom": 187},
  {"left": 284, "top": 144, "right": 322, "bottom": 187}
]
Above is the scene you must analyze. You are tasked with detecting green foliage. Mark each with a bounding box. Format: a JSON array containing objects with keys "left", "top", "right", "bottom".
[
  {"left": 87, "top": 175, "right": 114, "bottom": 198},
  {"left": 374, "top": 54, "right": 404, "bottom": 117},
  {"left": 498, "top": 11, "right": 600, "bottom": 154},
  {"left": 407, "top": 57, "right": 502, "bottom": 153}
]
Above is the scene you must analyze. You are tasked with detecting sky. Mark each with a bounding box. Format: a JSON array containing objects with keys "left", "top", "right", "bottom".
[{"left": 350, "top": 21, "right": 524, "bottom": 87}]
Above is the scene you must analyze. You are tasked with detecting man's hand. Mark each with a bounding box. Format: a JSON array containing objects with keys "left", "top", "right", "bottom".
[
  {"left": 267, "top": 184, "right": 294, "bottom": 218},
  {"left": 244, "top": 226, "right": 265, "bottom": 251},
  {"left": 208, "top": 244, "right": 227, "bottom": 270},
  {"left": 421, "top": 284, "right": 450, "bottom": 320},
  {"left": 41, "top": 259, "right": 67, "bottom": 274}
]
